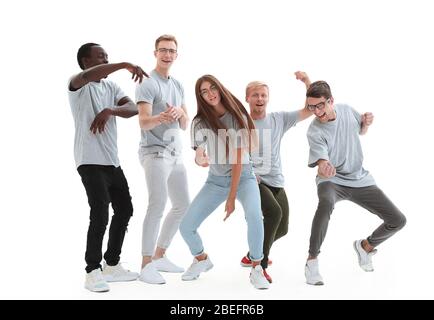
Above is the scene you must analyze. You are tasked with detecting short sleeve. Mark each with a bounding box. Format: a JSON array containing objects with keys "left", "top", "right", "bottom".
[
  {"left": 179, "top": 82, "right": 186, "bottom": 105},
  {"left": 67, "top": 76, "right": 84, "bottom": 96},
  {"left": 307, "top": 127, "right": 329, "bottom": 167},
  {"left": 279, "top": 111, "right": 299, "bottom": 133},
  {"left": 111, "top": 81, "right": 126, "bottom": 106},
  {"left": 135, "top": 79, "right": 157, "bottom": 104},
  {"left": 349, "top": 105, "right": 362, "bottom": 127}
]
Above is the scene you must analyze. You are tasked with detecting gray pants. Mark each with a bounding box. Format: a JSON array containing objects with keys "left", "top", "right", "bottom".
[
  {"left": 309, "top": 182, "right": 406, "bottom": 257},
  {"left": 141, "top": 152, "right": 190, "bottom": 256}
]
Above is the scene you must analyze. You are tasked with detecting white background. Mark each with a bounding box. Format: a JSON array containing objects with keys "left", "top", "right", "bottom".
[{"left": 1, "top": 0, "right": 433, "bottom": 300}]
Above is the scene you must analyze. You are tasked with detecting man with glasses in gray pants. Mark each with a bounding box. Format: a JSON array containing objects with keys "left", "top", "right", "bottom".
[
  {"left": 136, "top": 35, "right": 190, "bottom": 285},
  {"left": 304, "top": 81, "right": 406, "bottom": 286}
]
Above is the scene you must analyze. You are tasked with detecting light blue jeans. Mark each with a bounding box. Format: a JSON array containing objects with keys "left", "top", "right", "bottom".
[{"left": 180, "top": 169, "right": 264, "bottom": 261}]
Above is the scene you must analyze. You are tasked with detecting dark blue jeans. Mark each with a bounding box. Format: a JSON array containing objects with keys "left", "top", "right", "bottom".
[{"left": 78, "top": 165, "right": 133, "bottom": 273}]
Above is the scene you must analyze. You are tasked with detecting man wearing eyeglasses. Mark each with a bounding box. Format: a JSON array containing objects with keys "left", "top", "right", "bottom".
[
  {"left": 135, "top": 34, "right": 190, "bottom": 285},
  {"left": 239, "top": 72, "right": 312, "bottom": 283},
  {"left": 304, "top": 81, "right": 406, "bottom": 286}
]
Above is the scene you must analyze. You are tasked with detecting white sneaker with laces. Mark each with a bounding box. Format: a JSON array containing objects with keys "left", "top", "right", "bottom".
[
  {"left": 139, "top": 262, "right": 166, "bottom": 284},
  {"left": 102, "top": 262, "right": 139, "bottom": 282},
  {"left": 182, "top": 256, "right": 214, "bottom": 281},
  {"left": 153, "top": 256, "right": 185, "bottom": 273},
  {"left": 353, "top": 240, "right": 377, "bottom": 272},
  {"left": 249, "top": 265, "right": 270, "bottom": 290},
  {"left": 85, "top": 269, "right": 110, "bottom": 292},
  {"left": 305, "top": 259, "right": 324, "bottom": 286}
]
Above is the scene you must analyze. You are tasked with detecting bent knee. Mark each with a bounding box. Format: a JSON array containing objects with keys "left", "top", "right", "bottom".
[
  {"left": 396, "top": 214, "right": 407, "bottom": 230},
  {"left": 387, "top": 212, "right": 407, "bottom": 231}
]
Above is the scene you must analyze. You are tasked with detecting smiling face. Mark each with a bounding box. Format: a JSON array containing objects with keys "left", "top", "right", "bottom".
[
  {"left": 154, "top": 40, "right": 177, "bottom": 70},
  {"left": 246, "top": 85, "right": 269, "bottom": 118},
  {"left": 307, "top": 96, "right": 335, "bottom": 123},
  {"left": 199, "top": 80, "right": 221, "bottom": 108}
]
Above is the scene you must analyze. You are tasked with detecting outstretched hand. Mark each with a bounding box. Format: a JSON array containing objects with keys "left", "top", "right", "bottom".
[{"left": 125, "top": 63, "right": 148, "bottom": 83}]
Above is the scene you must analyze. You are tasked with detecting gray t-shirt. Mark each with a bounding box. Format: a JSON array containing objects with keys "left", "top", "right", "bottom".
[
  {"left": 307, "top": 103, "right": 375, "bottom": 187},
  {"left": 191, "top": 112, "right": 251, "bottom": 176},
  {"left": 252, "top": 111, "right": 299, "bottom": 188},
  {"left": 135, "top": 70, "right": 185, "bottom": 158},
  {"left": 68, "top": 79, "right": 125, "bottom": 168}
]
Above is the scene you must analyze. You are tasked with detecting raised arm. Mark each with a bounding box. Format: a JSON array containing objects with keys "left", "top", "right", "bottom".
[
  {"left": 70, "top": 62, "right": 147, "bottom": 91},
  {"left": 295, "top": 71, "right": 313, "bottom": 121},
  {"left": 295, "top": 71, "right": 311, "bottom": 90}
]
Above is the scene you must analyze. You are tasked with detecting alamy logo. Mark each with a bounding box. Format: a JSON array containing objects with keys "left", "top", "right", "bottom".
[{"left": 192, "top": 128, "right": 273, "bottom": 174}]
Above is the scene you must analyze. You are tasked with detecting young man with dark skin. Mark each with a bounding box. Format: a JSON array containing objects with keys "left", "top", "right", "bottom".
[{"left": 68, "top": 43, "right": 147, "bottom": 292}]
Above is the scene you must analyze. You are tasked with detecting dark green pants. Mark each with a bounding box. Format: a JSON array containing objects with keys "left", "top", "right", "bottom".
[{"left": 248, "top": 183, "right": 289, "bottom": 269}]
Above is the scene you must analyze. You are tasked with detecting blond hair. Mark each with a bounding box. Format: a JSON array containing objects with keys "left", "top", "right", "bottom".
[{"left": 245, "top": 81, "right": 269, "bottom": 98}]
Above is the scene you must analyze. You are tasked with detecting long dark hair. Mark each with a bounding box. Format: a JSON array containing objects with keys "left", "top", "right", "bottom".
[{"left": 193, "top": 75, "right": 257, "bottom": 153}]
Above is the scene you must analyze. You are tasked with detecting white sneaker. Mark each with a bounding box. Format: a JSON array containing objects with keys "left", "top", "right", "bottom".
[
  {"left": 153, "top": 256, "right": 185, "bottom": 273},
  {"left": 102, "top": 262, "right": 139, "bottom": 282},
  {"left": 305, "top": 259, "right": 324, "bottom": 286},
  {"left": 353, "top": 240, "right": 377, "bottom": 272},
  {"left": 139, "top": 262, "right": 166, "bottom": 284},
  {"left": 182, "top": 256, "right": 214, "bottom": 281},
  {"left": 249, "top": 265, "right": 270, "bottom": 290},
  {"left": 85, "top": 269, "right": 110, "bottom": 292}
]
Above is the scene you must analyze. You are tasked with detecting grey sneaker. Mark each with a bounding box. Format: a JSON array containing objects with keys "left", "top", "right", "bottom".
[
  {"left": 353, "top": 240, "right": 377, "bottom": 272},
  {"left": 182, "top": 256, "right": 214, "bottom": 281},
  {"left": 305, "top": 259, "right": 324, "bottom": 286}
]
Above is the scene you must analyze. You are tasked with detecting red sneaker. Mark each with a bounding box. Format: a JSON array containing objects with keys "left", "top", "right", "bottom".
[
  {"left": 263, "top": 269, "right": 273, "bottom": 283},
  {"left": 240, "top": 256, "right": 252, "bottom": 267},
  {"left": 240, "top": 256, "right": 273, "bottom": 267}
]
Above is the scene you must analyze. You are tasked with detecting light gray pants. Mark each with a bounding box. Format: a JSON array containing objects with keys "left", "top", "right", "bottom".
[
  {"left": 309, "top": 182, "right": 406, "bottom": 257},
  {"left": 141, "top": 152, "right": 190, "bottom": 256}
]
